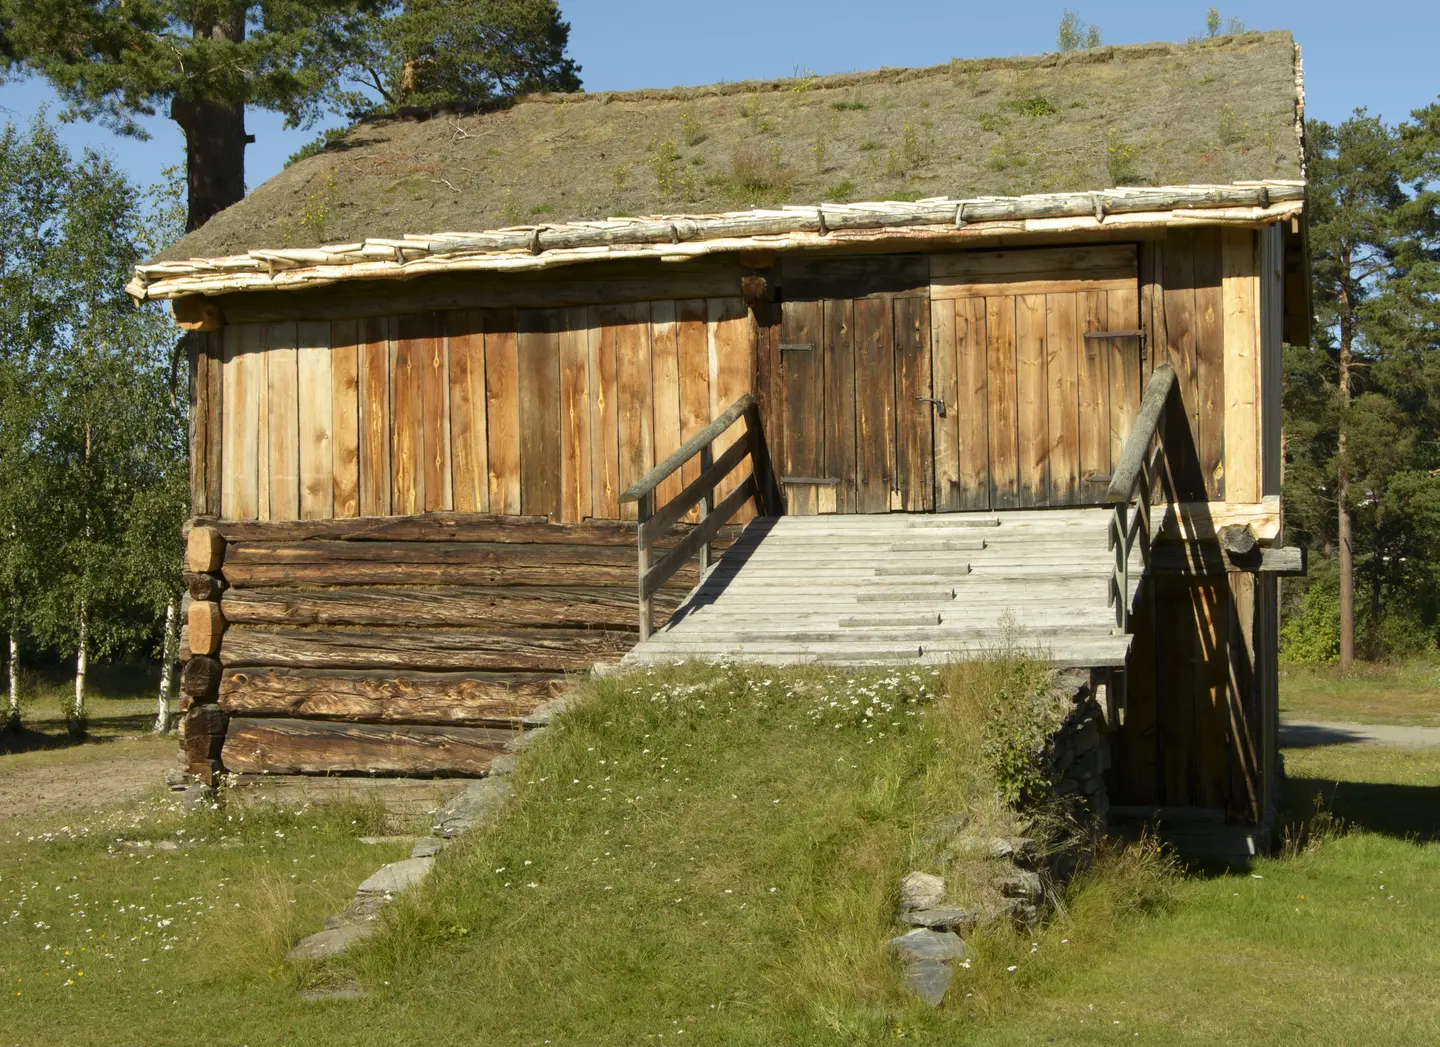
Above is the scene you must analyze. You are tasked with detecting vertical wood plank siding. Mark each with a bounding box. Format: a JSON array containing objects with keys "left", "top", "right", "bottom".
[{"left": 216, "top": 297, "right": 755, "bottom": 522}]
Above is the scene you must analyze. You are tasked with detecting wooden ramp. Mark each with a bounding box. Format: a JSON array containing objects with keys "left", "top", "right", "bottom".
[{"left": 623, "top": 509, "right": 1142, "bottom": 668}]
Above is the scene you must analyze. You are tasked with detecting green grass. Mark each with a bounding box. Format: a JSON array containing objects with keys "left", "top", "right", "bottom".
[
  {"left": 3, "top": 661, "right": 1439, "bottom": 1045},
  {"left": 1280, "top": 658, "right": 1440, "bottom": 727}
]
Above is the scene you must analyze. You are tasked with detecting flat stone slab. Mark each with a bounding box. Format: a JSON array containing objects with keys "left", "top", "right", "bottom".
[
  {"left": 900, "top": 907, "right": 979, "bottom": 934},
  {"left": 433, "top": 776, "right": 514, "bottom": 837},
  {"left": 299, "top": 985, "right": 368, "bottom": 1002},
  {"left": 356, "top": 856, "right": 433, "bottom": 897},
  {"left": 410, "top": 836, "right": 446, "bottom": 859},
  {"left": 902, "top": 958, "right": 954, "bottom": 1007},
  {"left": 288, "top": 921, "right": 378, "bottom": 962},
  {"left": 889, "top": 928, "right": 972, "bottom": 963}
]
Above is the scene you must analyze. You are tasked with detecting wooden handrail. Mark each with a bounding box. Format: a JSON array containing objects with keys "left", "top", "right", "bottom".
[
  {"left": 620, "top": 393, "right": 757, "bottom": 505},
  {"left": 1106, "top": 364, "right": 1177, "bottom": 634},
  {"left": 1106, "top": 364, "right": 1176, "bottom": 504},
  {"left": 626, "top": 393, "right": 778, "bottom": 640}
]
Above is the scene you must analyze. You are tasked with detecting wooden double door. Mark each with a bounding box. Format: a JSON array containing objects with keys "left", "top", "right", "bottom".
[{"left": 777, "top": 245, "right": 1143, "bottom": 514}]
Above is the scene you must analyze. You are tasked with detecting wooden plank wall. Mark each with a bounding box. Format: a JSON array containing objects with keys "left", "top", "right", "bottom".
[{"left": 202, "top": 299, "right": 755, "bottom": 524}]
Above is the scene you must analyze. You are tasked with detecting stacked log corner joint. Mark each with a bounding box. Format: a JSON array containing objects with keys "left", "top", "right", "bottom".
[{"left": 180, "top": 522, "right": 228, "bottom": 785}]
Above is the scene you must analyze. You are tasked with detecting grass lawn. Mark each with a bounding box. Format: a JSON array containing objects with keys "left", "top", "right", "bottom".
[
  {"left": 2, "top": 661, "right": 1437, "bottom": 1045},
  {"left": 1279, "top": 658, "right": 1440, "bottom": 727}
]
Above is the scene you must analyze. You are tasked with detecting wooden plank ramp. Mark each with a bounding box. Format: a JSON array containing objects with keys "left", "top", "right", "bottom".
[{"left": 622, "top": 508, "right": 1140, "bottom": 669}]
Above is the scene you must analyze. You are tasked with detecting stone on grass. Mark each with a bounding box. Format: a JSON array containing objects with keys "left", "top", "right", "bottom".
[
  {"left": 898, "top": 871, "right": 946, "bottom": 911},
  {"left": 998, "top": 869, "right": 1043, "bottom": 900},
  {"left": 356, "top": 856, "right": 433, "bottom": 897},
  {"left": 287, "top": 921, "right": 378, "bottom": 962},
  {"left": 900, "top": 907, "right": 979, "bottom": 934},
  {"left": 903, "top": 959, "right": 954, "bottom": 1007},
  {"left": 433, "top": 776, "right": 514, "bottom": 837},
  {"left": 889, "top": 928, "right": 973, "bottom": 963},
  {"left": 410, "top": 836, "right": 446, "bottom": 859},
  {"left": 299, "top": 984, "right": 368, "bottom": 1002}
]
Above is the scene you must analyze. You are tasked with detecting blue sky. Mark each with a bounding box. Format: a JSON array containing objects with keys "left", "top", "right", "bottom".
[{"left": 0, "top": 1, "right": 1435, "bottom": 196}]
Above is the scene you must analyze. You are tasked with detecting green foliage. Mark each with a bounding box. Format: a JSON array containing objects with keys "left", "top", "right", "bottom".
[
  {"left": 974, "top": 659, "right": 1064, "bottom": 806},
  {"left": 286, "top": 127, "right": 349, "bottom": 168},
  {"left": 1011, "top": 96, "right": 1060, "bottom": 118},
  {"left": 832, "top": 99, "right": 868, "bottom": 112},
  {"left": 715, "top": 142, "right": 794, "bottom": 207},
  {"left": 738, "top": 100, "right": 774, "bottom": 134},
  {"left": 678, "top": 109, "right": 706, "bottom": 146},
  {"left": 1280, "top": 573, "right": 1342, "bottom": 665},
  {"left": 1285, "top": 106, "right": 1440, "bottom": 658},
  {"left": 823, "top": 178, "right": 856, "bottom": 202},
  {"left": 0, "top": 118, "right": 186, "bottom": 720},
  {"left": 1105, "top": 126, "right": 1142, "bottom": 184},
  {"left": 646, "top": 137, "right": 682, "bottom": 199},
  {"left": 1056, "top": 9, "right": 1102, "bottom": 51},
  {"left": 1217, "top": 102, "right": 1248, "bottom": 146},
  {"left": 1206, "top": 9, "right": 1246, "bottom": 36}
]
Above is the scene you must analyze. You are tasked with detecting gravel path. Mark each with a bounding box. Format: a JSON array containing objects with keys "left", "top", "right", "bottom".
[
  {"left": 0, "top": 751, "right": 175, "bottom": 821},
  {"left": 1279, "top": 719, "right": 1440, "bottom": 750}
]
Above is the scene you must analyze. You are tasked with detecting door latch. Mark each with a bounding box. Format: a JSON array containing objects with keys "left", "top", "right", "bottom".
[{"left": 915, "top": 396, "right": 946, "bottom": 417}]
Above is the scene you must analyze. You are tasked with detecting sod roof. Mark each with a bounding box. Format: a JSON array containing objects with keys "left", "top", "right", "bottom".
[{"left": 158, "top": 30, "right": 1303, "bottom": 264}]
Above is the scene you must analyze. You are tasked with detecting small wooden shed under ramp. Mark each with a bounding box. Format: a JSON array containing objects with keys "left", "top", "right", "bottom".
[{"left": 136, "top": 30, "right": 1309, "bottom": 854}]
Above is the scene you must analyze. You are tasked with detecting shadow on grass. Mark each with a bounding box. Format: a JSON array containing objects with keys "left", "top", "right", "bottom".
[
  {"left": 1282, "top": 775, "right": 1440, "bottom": 843},
  {"left": 0, "top": 711, "right": 159, "bottom": 755}
]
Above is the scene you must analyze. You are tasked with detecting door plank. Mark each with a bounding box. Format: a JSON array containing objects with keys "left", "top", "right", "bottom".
[
  {"left": 930, "top": 299, "right": 961, "bottom": 512},
  {"left": 1107, "top": 286, "right": 1142, "bottom": 471},
  {"left": 893, "top": 295, "right": 933, "bottom": 511},
  {"left": 676, "top": 299, "right": 711, "bottom": 518},
  {"left": 416, "top": 312, "right": 451, "bottom": 512},
  {"left": 985, "top": 297, "right": 1019, "bottom": 509},
  {"left": 650, "top": 301, "right": 684, "bottom": 511},
  {"left": 853, "top": 297, "right": 895, "bottom": 513},
  {"left": 1193, "top": 227, "right": 1226, "bottom": 499},
  {"left": 1015, "top": 293, "right": 1049, "bottom": 508},
  {"left": 955, "top": 297, "right": 990, "bottom": 511},
  {"left": 615, "top": 301, "right": 654, "bottom": 522},
  {"left": 589, "top": 306, "right": 621, "bottom": 520},
  {"left": 357, "top": 316, "right": 391, "bottom": 517},
  {"left": 390, "top": 314, "right": 427, "bottom": 516},
  {"left": 780, "top": 299, "right": 824, "bottom": 516},
  {"left": 1077, "top": 290, "right": 1110, "bottom": 503},
  {"left": 823, "top": 298, "right": 857, "bottom": 513},
  {"left": 221, "top": 324, "right": 261, "bottom": 520},
  {"left": 708, "top": 296, "right": 754, "bottom": 520}
]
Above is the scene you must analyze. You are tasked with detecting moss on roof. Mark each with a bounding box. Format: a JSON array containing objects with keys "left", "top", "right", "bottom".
[{"left": 160, "top": 31, "right": 1303, "bottom": 262}]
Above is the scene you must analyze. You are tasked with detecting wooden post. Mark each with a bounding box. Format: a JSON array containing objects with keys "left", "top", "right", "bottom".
[
  {"left": 1111, "top": 502, "right": 1129, "bottom": 634},
  {"left": 637, "top": 490, "right": 653, "bottom": 641},
  {"left": 698, "top": 443, "right": 714, "bottom": 573}
]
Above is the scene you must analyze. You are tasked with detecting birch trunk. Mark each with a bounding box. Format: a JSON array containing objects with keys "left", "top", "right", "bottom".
[
  {"left": 5, "top": 633, "right": 17, "bottom": 727},
  {"left": 155, "top": 599, "right": 177, "bottom": 733},
  {"left": 71, "top": 599, "right": 88, "bottom": 735}
]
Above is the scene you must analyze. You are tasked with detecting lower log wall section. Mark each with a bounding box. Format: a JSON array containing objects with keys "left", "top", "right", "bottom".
[{"left": 187, "top": 515, "right": 712, "bottom": 778}]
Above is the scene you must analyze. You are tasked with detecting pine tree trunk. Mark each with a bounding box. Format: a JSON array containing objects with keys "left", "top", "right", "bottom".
[
  {"left": 155, "top": 599, "right": 177, "bottom": 734},
  {"left": 171, "top": 14, "right": 249, "bottom": 232},
  {"left": 1338, "top": 283, "right": 1355, "bottom": 668},
  {"left": 5, "top": 632, "right": 17, "bottom": 729},
  {"left": 71, "top": 599, "right": 88, "bottom": 737}
]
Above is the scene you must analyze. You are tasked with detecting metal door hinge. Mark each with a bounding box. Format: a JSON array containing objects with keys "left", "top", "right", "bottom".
[{"left": 915, "top": 395, "right": 946, "bottom": 417}]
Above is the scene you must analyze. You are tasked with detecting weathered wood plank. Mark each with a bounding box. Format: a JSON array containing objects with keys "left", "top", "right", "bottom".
[
  {"left": 986, "top": 296, "right": 1019, "bottom": 509},
  {"left": 1161, "top": 228, "right": 1200, "bottom": 454},
  {"left": 556, "top": 306, "right": 593, "bottom": 523},
  {"left": 708, "top": 296, "right": 753, "bottom": 519},
  {"left": 929, "top": 299, "right": 960, "bottom": 512},
  {"left": 189, "top": 334, "right": 209, "bottom": 515},
  {"left": 296, "top": 320, "right": 334, "bottom": 520},
  {"left": 954, "top": 297, "right": 990, "bottom": 511},
  {"left": 218, "top": 667, "right": 563, "bottom": 724},
  {"left": 676, "top": 299, "right": 712, "bottom": 511},
  {"left": 222, "top": 717, "right": 514, "bottom": 777},
  {"left": 588, "top": 307, "right": 622, "bottom": 520},
  {"left": 221, "top": 585, "right": 681, "bottom": 629},
  {"left": 853, "top": 296, "right": 894, "bottom": 513},
  {"left": 256, "top": 325, "right": 271, "bottom": 519},
  {"left": 649, "top": 301, "right": 684, "bottom": 511},
  {"left": 1222, "top": 228, "right": 1260, "bottom": 502},
  {"left": 220, "top": 625, "right": 636, "bottom": 671},
  {"left": 892, "top": 295, "right": 933, "bottom": 511},
  {"left": 485, "top": 309, "right": 522, "bottom": 514},
  {"left": 931, "top": 244, "right": 1137, "bottom": 282},
  {"left": 446, "top": 310, "right": 489, "bottom": 513},
  {"left": 1045, "top": 293, "right": 1080, "bottom": 505},
  {"left": 517, "top": 308, "right": 563, "bottom": 519},
  {"left": 220, "top": 560, "right": 696, "bottom": 588},
  {"left": 264, "top": 322, "right": 300, "bottom": 520},
  {"left": 224, "top": 540, "right": 646, "bottom": 566},
  {"left": 780, "top": 299, "right": 824, "bottom": 515},
  {"left": 1106, "top": 287, "right": 1142, "bottom": 471},
  {"left": 211, "top": 512, "right": 742, "bottom": 546},
  {"left": 1193, "top": 227, "right": 1226, "bottom": 499},
  {"left": 330, "top": 320, "right": 361, "bottom": 518},
  {"left": 783, "top": 254, "right": 928, "bottom": 301},
  {"left": 204, "top": 331, "right": 223, "bottom": 516},
  {"left": 1077, "top": 290, "right": 1110, "bottom": 501},
  {"left": 419, "top": 311, "right": 452, "bottom": 512},
  {"left": 1015, "top": 293, "right": 1049, "bottom": 508},
  {"left": 358, "top": 316, "right": 391, "bottom": 517},
  {"left": 390, "top": 314, "right": 426, "bottom": 515},
  {"left": 614, "top": 301, "right": 653, "bottom": 522}
]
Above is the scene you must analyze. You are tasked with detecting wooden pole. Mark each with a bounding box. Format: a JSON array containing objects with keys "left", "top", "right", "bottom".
[{"left": 637, "top": 490, "right": 653, "bottom": 642}]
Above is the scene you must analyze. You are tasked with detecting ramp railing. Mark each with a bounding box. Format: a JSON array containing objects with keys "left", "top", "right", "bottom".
[
  {"left": 619, "top": 394, "right": 781, "bottom": 640},
  {"left": 1105, "top": 364, "right": 1177, "bottom": 633}
]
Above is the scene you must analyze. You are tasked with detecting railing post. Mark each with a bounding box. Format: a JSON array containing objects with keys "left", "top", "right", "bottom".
[
  {"left": 698, "top": 443, "right": 714, "bottom": 574},
  {"left": 1112, "top": 501, "right": 1129, "bottom": 634},
  {"left": 637, "top": 490, "right": 653, "bottom": 641}
]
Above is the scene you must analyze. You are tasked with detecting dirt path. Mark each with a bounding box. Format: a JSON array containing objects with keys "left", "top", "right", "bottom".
[
  {"left": 1280, "top": 719, "right": 1440, "bottom": 749},
  {"left": 0, "top": 750, "right": 176, "bottom": 821}
]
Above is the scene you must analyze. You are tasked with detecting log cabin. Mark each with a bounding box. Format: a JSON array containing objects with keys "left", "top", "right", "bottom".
[{"left": 133, "top": 31, "right": 1309, "bottom": 854}]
